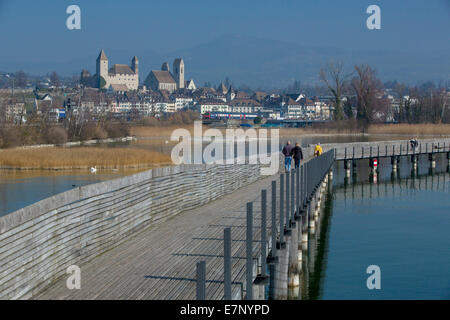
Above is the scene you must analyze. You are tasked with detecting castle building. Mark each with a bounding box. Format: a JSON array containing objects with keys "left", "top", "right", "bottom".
[{"left": 96, "top": 50, "right": 139, "bottom": 91}]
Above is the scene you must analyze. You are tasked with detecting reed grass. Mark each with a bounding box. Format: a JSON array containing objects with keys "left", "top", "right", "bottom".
[
  {"left": 0, "top": 147, "right": 172, "bottom": 170},
  {"left": 130, "top": 123, "right": 450, "bottom": 139},
  {"left": 367, "top": 123, "right": 450, "bottom": 136},
  {"left": 130, "top": 125, "right": 194, "bottom": 138}
]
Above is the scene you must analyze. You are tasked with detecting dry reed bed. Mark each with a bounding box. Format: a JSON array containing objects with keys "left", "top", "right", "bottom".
[
  {"left": 0, "top": 147, "right": 172, "bottom": 170},
  {"left": 131, "top": 123, "right": 450, "bottom": 139},
  {"left": 367, "top": 123, "right": 450, "bottom": 135},
  {"left": 130, "top": 125, "right": 194, "bottom": 138}
]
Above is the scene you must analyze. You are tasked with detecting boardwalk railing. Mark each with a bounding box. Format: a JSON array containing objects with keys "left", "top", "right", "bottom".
[
  {"left": 194, "top": 150, "right": 335, "bottom": 300},
  {"left": 0, "top": 157, "right": 271, "bottom": 300},
  {"left": 321, "top": 139, "right": 450, "bottom": 161}
]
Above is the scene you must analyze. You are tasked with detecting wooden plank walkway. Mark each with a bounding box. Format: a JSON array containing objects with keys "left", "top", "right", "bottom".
[{"left": 34, "top": 169, "right": 285, "bottom": 300}]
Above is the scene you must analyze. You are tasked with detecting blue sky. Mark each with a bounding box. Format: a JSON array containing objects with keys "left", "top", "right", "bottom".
[{"left": 0, "top": 0, "right": 449, "bottom": 83}]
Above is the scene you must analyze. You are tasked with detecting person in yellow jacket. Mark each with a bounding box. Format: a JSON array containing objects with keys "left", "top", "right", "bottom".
[{"left": 314, "top": 143, "right": 323, "bottom": 157}]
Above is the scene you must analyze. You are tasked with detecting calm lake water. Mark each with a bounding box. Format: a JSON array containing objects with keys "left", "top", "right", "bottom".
[
  {"left": 0, "top": 169, "right": 141, "bottom": 217},
  {"left": 302, "top": 153, "right": 450, "bottom": 299}
]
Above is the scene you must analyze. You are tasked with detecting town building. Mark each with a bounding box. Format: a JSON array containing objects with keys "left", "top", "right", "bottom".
[
  {"left": 283, "top": 97, "right": 302, "bottom": 118},
  {"left": 195, "top": 98, "right": 230, "bottom": 114},
  {"left": 229, "top": 98, "right": 262, "bottom": 114}
]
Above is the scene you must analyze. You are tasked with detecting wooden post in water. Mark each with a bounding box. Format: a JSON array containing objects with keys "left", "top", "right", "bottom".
[
  {"left": 429, "top": 152, "right": 436, "bottom": 169},
  {"left": 391, "top": 156, "right": 398, "bottom": 172}
]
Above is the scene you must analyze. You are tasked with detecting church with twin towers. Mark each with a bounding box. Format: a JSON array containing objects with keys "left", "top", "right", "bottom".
[{"left": 84, "top": 49, "right": 194, "bottom": 92}]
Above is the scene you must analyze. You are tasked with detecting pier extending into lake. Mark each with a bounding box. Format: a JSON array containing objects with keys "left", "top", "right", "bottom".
[
  {"left": 321, "top": 138, "right": 450, "bottom": 171},
  {"left": 0, "top": 138, "right": 449, "bottom": 300}
]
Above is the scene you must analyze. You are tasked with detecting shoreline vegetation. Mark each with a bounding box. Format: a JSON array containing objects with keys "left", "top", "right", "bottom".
[
  {"left": 130, "top": 123, "right": 450, "bottom": 137},
  {"left": 0, "top": 147, "right": 172, "bottom": 170}
]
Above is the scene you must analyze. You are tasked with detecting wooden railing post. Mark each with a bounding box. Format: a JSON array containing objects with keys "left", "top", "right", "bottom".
[
  {"left": 246, "top": 202, "right": 253, "bottom": 300},
  {"left": 196, "top": 261, "right": 206, "bottom": 300},
  {"left": 224, "top": 228, "right": 232, "bottom": 300},
  {"left": 260, "top": 190, "right": 267, "bottom": 278}
]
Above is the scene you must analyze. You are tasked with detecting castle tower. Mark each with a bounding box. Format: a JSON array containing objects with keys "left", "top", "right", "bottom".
[
  {"left": 173, "top": 58, "right": 184, "bottom": 89},
  {"left": 161, "top": 62, "right": 169, "bottom": 72},
  {"left": 96, "top": 49, "right": 109, "bottom": 88},
  {"left": 96, "top": 50, "right": 108, "bottom": 78},
  {"left": 131, "top": 56, "right": 139, "bottom": 75}
]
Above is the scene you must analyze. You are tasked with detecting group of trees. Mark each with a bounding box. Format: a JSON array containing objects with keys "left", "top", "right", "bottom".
[
  {"left": 394, "top": 88, "right": 449, "bottom": 124},
  {"left": 320, "top": 61, "right": 389, "bottom": 126},
  {"left": 0, "top": 112, "right": 132, "bottom": 148},
  {"left": 319, "top": 61, "right": 449, "bottom": 125}
]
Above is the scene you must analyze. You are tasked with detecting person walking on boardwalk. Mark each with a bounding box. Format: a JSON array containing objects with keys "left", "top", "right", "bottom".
[
  {"left": 314, "top": 143, "right": 323, "bottom": 157},
  {"left": 291, "top": 142, "right": 304, "bottom": 170},
  {"left": 282, "top": 141, "right": 293, "bottom": 172},
  {"left": 410, "top": 137, "right": 418, "bottom": 153}
]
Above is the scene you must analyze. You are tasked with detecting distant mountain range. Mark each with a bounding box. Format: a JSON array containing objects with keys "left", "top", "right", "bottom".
[{"left": 1, "top": 35, "right": 448, "bottom": 89}]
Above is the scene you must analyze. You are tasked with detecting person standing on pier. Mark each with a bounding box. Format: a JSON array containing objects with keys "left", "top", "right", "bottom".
[
  {"left": 410, "top": 137, "right": 418, "bottom": 153},
  {"left": 291, "top": 142, "right": 304, "bottom": 169},
  {"left": 314, "top": 143, "right": 323, "bottom": 157},
  {"left": 282, "top": 141, "right": 293, "bottom": 172}
]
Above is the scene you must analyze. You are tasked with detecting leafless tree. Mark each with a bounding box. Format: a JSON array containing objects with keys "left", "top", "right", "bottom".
[
  {"left": 15, "top": 71, "right": 27, "bottom": 88},
  {"left": 50, "top": 72, "right": 61, "bottom": 88},
  {"left": 351, "top": 64, "right": 386, "bottom": 125},
  {"left": 438, "top": 89, "right": 449, "bottom": 123},
  {"left": 319, "top": 61, "right": 352, "bottom": 121}
]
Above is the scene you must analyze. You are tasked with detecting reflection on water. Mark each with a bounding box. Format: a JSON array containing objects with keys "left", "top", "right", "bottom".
[
  {"left": 0, "top": 169, "right": 145, "bottom": 217},
  {"left": 301, "top": 154, "right": 450, "bottom": 299}
]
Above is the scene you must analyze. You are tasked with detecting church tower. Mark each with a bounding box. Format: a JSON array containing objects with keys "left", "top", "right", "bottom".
[
  {"left": 131, "top": 56, "right": 139, "bottom": 75},
  {"left": 161, "top": 62, "right": 170, "bottom": 72},
  {"left": 173, "top": 58, "right": 185, "bottom": 89}
]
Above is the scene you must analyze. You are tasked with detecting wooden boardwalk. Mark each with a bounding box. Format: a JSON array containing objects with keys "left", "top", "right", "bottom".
[
  {"left": 321, "top": 138, "right": 450, "bottom": 161},
  {"left": 34, "top": 170, "right": 283, "bottom": 300},
  {"left": 20, "top": 140, "right": 450, "bottom": 300}
]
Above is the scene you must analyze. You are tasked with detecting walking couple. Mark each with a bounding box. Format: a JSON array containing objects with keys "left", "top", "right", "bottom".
[{"left": 282, "top": 141, "right": 303, "bottom": 172}]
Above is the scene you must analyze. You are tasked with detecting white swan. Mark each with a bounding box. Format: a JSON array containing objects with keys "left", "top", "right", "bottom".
[{"left": 90, "top": 166, "right": 97, "bottom": 173}]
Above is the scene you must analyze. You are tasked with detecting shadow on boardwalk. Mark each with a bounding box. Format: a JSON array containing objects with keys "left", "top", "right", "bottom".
[{"left": 35, "top": 172, "right": 279, "bottom": 300}]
